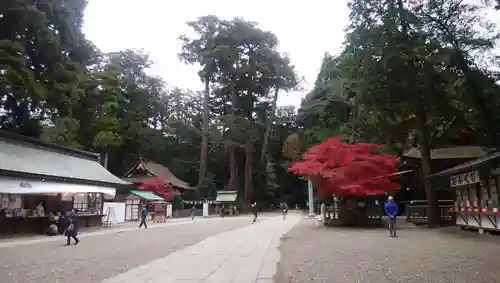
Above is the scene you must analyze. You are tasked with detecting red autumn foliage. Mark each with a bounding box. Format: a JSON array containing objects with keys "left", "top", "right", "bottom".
[
  {"left": 288, "top": 137, "right": 401, "bottom": 197},
  {"left": 137, "top": 176, "right": 182, "bottom": 201}
]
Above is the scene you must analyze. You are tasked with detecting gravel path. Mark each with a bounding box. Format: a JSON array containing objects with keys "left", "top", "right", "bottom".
[
  {"left": 0, "top": 218, "right": 253, "bottom": 283},
  {"left": 275, "top": 220, "right": 500, "bottom": 283}
]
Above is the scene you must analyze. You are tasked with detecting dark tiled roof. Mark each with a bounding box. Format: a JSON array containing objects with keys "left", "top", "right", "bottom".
[
  {"left": 0, "top": 132, "right": 130, "bottom": 186},
  {"left": 123, "top": 158, "right": 193, "bottom": 190},
  {"left": 427, "top": 151, "right": 500, "bottom": 178}
]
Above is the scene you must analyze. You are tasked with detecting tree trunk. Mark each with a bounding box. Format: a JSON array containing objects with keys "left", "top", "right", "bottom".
[
  {"left": 396, "top": 0, "right": 437, "bottom": 227},
  {"left": 244, "top": 82, "right": 254, "bottom": 207},
  {"left": 260, "top": 88, "right": 279, "bottom": 162},
  {"left": 245, "top": 138, "right": 253, "bottom": 206},
  {"left": 229, "top": 82, "right": 239, "bottom": 192},
  {"left": 415, "top": 98, "right": 437, "bottom": 227},
  {"left": 229, "top": 81, "right": 239, "bottom": 191},
  {"left": 256, "top": 88, "right": 279, "bottom": 202},
  {"left": 196, "top": 77, "right": 210, "bottom": 189},
  {"left": 229, "top": 146, "right": 238, "bottom": 191}
]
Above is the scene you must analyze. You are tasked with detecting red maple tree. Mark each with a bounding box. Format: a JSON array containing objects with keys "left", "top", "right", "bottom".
[
  {"left": 288, "top": 137, "right": 401, "bottom": 197},
  {"left": 137, "top": 176, "right": 182, "bottom": 201}
]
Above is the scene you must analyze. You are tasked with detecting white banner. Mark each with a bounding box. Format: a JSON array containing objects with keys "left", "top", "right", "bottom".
[
  {"left": 203, "top": 202, "right": 209, "bottom": 217},
  {"left": 450, "top": 170, "right": 480, "bottom": 187},
  {"left": 0, "top": 177, "right": 116, "bottom": 197}
]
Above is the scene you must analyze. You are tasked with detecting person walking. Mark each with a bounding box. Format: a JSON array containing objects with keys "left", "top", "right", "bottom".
[
  {"left": 220, "top": 205, "right": 225, "bottom": 218},
  {"left": 65, "top": 209, "right": 80, "bottom": 246},
  {"left": 58, "top": 211, "right": 67, "bottom": 235},
  {"left": 384, "top": 196, "right": 399, "bottom": 237},
  {"left": 251, "top": 202, "right": 258, "bottom": 223},
  {"left": 190, "top": 205, "right": 196, "bottom": 220},
  {"left": 139, "top": 204, "right": 148, "bottom": 229},
  {"left": 281, "top": 202, "right": 289, "bottom": 220}
]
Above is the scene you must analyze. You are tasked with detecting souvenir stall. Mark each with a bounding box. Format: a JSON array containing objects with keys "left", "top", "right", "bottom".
[
  {"left": 428, "top": 152, "right": 500, "bottom": 232},
  {"left": 0, "top": 178, "right": 119, "bottom": 234},
  {"left": 124, "top": 190, "right": 165, "bottom": 221},
  {"left": 453, "top": 170, "right": 500, "bottom": 231},
  {"left": 0, "top": 131, "right": 130, "bottom": 235}
]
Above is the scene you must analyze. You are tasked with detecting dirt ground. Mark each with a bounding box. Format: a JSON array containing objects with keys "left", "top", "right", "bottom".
[{"left": 275, "top": 219, "right": 500, "bottom": 283}]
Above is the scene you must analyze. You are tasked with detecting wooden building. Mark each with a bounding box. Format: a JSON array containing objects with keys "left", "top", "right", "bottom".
[
  {"left": 119, "top": 157, "right": 193, "bottom": 219},
  {"left": 0, "top": 131, "right": 131, "bottom": 235},
  {"left": 215, "top": 191, "right": 238, "bottom": 216},
  {"left": 427, "top": 152, "right": 500, "bottom": 232},
  {"left": 401, "top": 146, "right": 492, "bottom": 199},
  {"left": 124, "top": 190, "right": 166, "bottom": 221},
  {"left": 403, "top": 146, "right": 493, "bottom": 226},
  {"left": 121, "top": 157, "right": 193, "bottom": 199}
]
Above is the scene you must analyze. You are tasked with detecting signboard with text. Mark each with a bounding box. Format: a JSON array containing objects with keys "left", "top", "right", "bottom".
[{"left": 450, "top": 170, "right": 480, "bottom": 187}]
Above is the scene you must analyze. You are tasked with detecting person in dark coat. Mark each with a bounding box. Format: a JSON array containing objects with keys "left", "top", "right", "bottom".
[
  {"left": 219, "top": 205, "right": 225, "bottom": 218},
  {"left": 251, "top": 202, "right": 258, "bottom": 223},
  {"left": 139, "top": 204, "right": 148, "bottom": 229},
  {"left": 58, "top": 212, "right": 67, "bottom": 235},
  {"left": 65, "top": 209, "right": 80, "bottom": 246},
  {"left": 281, "top": 202, "right": 289, "bottom": 220}
]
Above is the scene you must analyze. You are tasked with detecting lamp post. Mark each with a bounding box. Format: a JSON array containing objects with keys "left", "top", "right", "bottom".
[{"left": 308, "top": 179, "right": 315, "bottom": 218}]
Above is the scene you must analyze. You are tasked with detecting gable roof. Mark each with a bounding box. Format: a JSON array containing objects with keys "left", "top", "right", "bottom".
[
  {"left": 427, "top": 151, "right": 500, "bottom": 179},
  {"left": 122, "top": 157, "right": 193, "bottom": 190},
  {"left": 403, "top": 146, "right": 492, "bottom": 160},
  {"left": 215, "top": 191, "right": 238, "bottom": 202},
  {"left": 0, "top": 131, "right": 131, "bottom": 187}
]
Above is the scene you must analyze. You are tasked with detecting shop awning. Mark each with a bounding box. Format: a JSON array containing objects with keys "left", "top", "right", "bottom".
[
  {"left": 215, "top": 191, "right": 238, "bottom": 203},
  {"left": 129, "top": 190, "right": 165, "bottom": 201},
  {"left": 0, "top": 177, "right": 116, "bottom": 197}
]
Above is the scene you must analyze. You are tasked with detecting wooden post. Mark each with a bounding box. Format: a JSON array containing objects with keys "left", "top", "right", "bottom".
[
  {"left": 495, "top": 177, "right": 500, "bottom": 212},
  {"left": 100, "top": 193, "right": 104, "bottom": 214}
]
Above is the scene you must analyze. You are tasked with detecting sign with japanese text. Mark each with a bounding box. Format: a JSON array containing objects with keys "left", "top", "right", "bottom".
[{"left": 450, "top": 170, "right": 480, "bottom": 187}]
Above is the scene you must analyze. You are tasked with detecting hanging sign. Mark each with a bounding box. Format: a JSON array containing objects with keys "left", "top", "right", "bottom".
[{"left": 450, "top": 170, "right": 480, "bottom": 187}]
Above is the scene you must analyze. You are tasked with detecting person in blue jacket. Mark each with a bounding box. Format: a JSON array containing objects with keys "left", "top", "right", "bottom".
[
  {"left": 190, "top": 205, "right": 196, "bottom": 220},
  {"left": 384, "top": 196, "right": 399, "bottom": 237}
]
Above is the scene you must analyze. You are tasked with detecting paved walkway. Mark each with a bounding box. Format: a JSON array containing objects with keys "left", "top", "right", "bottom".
[
  {"left": 102, "top": 214, "right": 302, "bottom": 283},
  {"left": 0, "top": 216, "right": 243, "bottom": 249}
]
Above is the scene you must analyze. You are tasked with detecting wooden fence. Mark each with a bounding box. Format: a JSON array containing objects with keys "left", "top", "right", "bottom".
[{"left": 405, "top": 200, "right": 455, "bottom": 226}]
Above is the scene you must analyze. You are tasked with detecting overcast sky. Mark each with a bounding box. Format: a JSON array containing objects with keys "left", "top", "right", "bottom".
[
  {"left": 82, "top": 0, "right": 349, "bottom": 108},
  {"left": 82, "top": 1, "right": 498, "bottom": 109}
]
